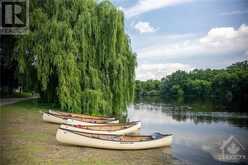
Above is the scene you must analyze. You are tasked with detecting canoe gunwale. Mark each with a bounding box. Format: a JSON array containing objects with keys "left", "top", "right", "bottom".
[
  {"left": 44, "top": 112, "right": 118, "bottom": 124},
  {"left": 61, "top": 121, "right": 141, "bottom": 132},
  {"left": 63, "top": 121, "right": 140, "bottom": 127},
  {"left": 46, "top": 112, "right": 115, "bottom": 121},
  {"left": 58, "top": 128, "right": 173, "bottom": 143},
  {"left": 48, "top": 110, "right": 115, "bottom": 120}
]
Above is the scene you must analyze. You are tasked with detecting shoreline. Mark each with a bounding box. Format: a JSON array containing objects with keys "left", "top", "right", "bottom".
[{"left": 0, "top": 100, "right": 182, "bottom": 165}]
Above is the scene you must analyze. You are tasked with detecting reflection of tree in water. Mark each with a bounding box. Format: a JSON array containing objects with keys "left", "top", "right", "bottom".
[
  {"left": 170, "top": 111, "right": 248, "bottom": 128},
  {"left": 134, "top": 103, "right": 248, "bottom": 128}
]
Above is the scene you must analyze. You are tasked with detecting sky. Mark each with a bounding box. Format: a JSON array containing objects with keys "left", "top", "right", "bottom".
[{"left": 111, "top": 0, "right": 248, "bottom": 80}]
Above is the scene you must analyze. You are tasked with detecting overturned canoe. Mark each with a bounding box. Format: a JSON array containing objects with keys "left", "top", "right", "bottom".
[
  {"left": 56, "top": 128, "right": 173, "bottom": 150},
  {"left": 42, "top": 112, "right": 119, "bottom": 125},
  {"left": 60, "top": 121, "right": 141, "bottom": 135},
  {"left": 49, "top": 109, "right": 115, "bottom": 120}
]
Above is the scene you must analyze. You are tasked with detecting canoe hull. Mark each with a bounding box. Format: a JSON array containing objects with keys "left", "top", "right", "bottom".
[
  {"left": 43, "top": 113, "right": 119, "bottom": 125},
  {"left": 65, "top": 119, "right": 119, "bottom": 125},
  {"left": 56, "top": 129, "right": 172, "bottom": 150},
  {"left": 49, "top": 110, "right": 115, "bottom": 120},
  {"left": 60, "top": 122, "right": 141, "bottom": 135},
  {"left": 43, "top": 112, "right": 64, "bottom": 124}
]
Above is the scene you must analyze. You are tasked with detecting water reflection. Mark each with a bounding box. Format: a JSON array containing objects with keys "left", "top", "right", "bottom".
[
  {"left": 132, "top": 98, "right": 248, "bottom": 128},
  {"left": 128, "top": 97, "right": 248, "bottom": 164}
]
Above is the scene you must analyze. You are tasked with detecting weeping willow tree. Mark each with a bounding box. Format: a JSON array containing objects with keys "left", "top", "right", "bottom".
[{"left": 17, "top": 0, "right": 136, "bottom": 115}]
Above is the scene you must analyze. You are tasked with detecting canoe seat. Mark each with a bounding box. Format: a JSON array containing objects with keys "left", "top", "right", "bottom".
[{"left": 152, "top": 132, "right": 163, "bottom": 139}]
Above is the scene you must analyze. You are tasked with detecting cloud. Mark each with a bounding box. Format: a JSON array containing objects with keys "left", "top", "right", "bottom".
[
  {"left": 136, "top": 63, "right": 193, "bottom": 80},
  {"left": 123, "top": 0, "right": 192, "bottom": 18},
  {"left": 135, "top": 24, "right": 248, "bottom": 80},
  {"left": 220, "top": 10, "right": 248, "bottom": 16},
  {"left": 199, "top": 24, "right": 248, "bottom": 52},
  {"left": 244, "top": 50, "right": 248, "bottom": 58},
  {"left": 134, "top": 21, "right": 157, "bottom": 33},
  {"left": 137, "top": 24, "right": 248, "bottom": 60}
]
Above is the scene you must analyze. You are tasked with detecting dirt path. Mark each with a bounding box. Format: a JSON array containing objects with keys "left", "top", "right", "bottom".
[
  {"left": 0, "top": 96, "right": 38, "bottom": 106},
  {"left": 0, "top": 100, "right": 183, "bottom": 165}
]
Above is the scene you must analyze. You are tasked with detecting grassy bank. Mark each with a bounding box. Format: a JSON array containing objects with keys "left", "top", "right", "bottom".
[{"left": 0, "top": 100, "right": 179, "bottom": 165}]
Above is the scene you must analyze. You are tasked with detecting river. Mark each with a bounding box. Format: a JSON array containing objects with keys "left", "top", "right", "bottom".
[{"left": 127, "top": 97, "right": 248, "bottom": 165}]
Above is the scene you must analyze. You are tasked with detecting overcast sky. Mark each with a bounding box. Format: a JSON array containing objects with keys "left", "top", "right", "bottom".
[{"left": 111, "top": 0, "right": 248, "bottom": 80}]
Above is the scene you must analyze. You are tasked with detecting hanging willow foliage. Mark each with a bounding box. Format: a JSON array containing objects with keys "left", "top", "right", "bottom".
[{"left": 17, "top": 0, "right": 136, "bottom": 115}]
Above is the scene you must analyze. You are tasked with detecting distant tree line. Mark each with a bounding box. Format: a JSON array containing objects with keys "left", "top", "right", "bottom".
[
  {"left": 135, "top": 60, "right": 248, "bottom": 107},
  {"left": 135, "top": 80, "right": 160, "bottom": 96}
]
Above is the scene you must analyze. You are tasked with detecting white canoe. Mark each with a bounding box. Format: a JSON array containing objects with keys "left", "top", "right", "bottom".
[
  {"left": 60, "top": 121, "right": 141, "bottom": 135},
  {"left": 56, "top": 128, "right": 173, "bottom": 150},
  {"left": 65, "top": 118, "right": 119, "bottom": 125},
  {"left": 48, "top": 109, "right": 115, "bottom": 120},
  {"left": 42, "top": 112, "right": 119, "bottom": 125}
]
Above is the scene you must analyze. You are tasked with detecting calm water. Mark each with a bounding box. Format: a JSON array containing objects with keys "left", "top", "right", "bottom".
[{"left": 127, "top": 97, "right": 248, "bottom": 165}]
